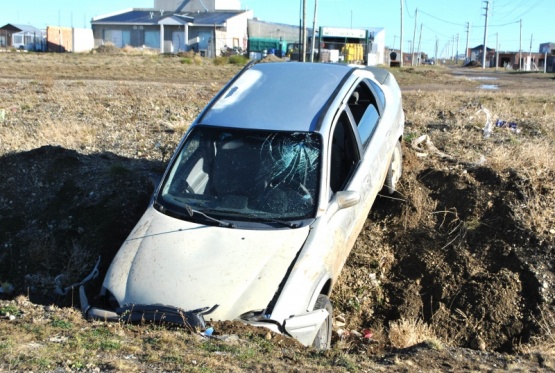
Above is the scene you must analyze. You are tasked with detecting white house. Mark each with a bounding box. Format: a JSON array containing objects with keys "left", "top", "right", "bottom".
[{"left": 91, "top": 0, "right": 252, "bottom": 55}]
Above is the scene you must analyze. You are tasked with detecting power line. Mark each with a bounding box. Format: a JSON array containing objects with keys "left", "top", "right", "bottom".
[
  {"left": 404, "top": 0, "right": 414, "bottom": 19},
  {"left": 505, "top": 0, "right": 544, "bottom": 22},
  {"left": 418, "top": 9, "right": 467, "bottom": 27}
]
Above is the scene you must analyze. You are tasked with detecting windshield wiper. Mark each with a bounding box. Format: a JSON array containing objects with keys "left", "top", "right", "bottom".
[
  {"left": 205, "top": 209, "right": 301, "bottom": 228},
  {"left": 185, "top": 205, "right": 235, "bottom": 228},
  {"left": 154, "top": 201, "right": 235, "bottom": 228}
]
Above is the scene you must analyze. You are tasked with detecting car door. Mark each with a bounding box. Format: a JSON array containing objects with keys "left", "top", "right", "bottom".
[
  {"left": 325, "top": 104, "right": 368, "bottom": 279},
  {"left": 324, "top": 79, "right": 387, "bottom": 280}
]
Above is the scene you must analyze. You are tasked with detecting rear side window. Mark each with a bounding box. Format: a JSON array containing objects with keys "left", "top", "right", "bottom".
[
  {"left": 366, "top": 79, "right": 385, "bottom": 110},
  {"left": 347, "top": 81, "right": 381, "bottom": 148}
]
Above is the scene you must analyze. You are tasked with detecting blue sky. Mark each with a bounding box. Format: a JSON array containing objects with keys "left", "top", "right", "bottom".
[{"left": 1, "top": 0, "right": 552, "bottom": 57}]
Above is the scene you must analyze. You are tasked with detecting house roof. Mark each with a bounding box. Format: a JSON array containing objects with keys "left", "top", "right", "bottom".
[
  {"left": 0, "top": 23, "right": 42, "bottom": 33},
  {"left": 471, "top": 44, "right": 495, "bottom": 52},
  {"left": 91, "top": 8, "right": 247, "bottom": 26}
]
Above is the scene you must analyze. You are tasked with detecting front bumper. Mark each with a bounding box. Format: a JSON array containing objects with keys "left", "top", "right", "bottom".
[{"left": 79, "top": 285, "right": 217, "bottom": 329}]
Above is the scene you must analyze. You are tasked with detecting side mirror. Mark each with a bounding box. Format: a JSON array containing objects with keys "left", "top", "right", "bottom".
[
  {"left": 335, "top": 190, "right": 360, "bottom": 210},
  {"left": 327, "top": 190, "right": 361, "bottom": 218}
]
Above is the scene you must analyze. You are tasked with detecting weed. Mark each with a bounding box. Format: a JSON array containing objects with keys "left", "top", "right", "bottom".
[
  {"left": 51, "top": 318, "right": 73, "bottom": 329},
  {"left": 100, "top": 340, "right": 121, "bottom": 351},
  {"left": 229, "top": 55, "right": 248, "bottom": 65},
  {"left": 0, "top": 304, "right": 19, "bottom": 316},
  {"left": 213, "top": 56, "right": 228, "bottom": 66},
  {"left": 388, "top": 317, "right": 436, "bottom": 348}
]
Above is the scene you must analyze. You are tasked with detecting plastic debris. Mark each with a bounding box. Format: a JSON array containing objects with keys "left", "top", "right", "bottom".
[
  {"left": 203, "top": 327, "right": 214, "bottom": 336},
  {"left": 362, "top": 329, "right": 373, "bottom": 340},
  {"left": 411, "top": 135, "right": 454, "bottom": 160},
  {"left": 476, "top": 108, "right": 493, "bottom": 138},
  {"left": 495, "top": 119, "right": 520, "bottom": 134}
]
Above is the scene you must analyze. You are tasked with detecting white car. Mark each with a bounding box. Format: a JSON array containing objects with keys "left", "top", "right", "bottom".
[{"left": 80, "top": 61, "right": 404, "bottom": 349}]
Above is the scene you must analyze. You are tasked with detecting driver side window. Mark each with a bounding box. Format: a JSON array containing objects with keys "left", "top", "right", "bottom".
[{"left": 330, "top": 111, "right": 360, "bottom": 194}]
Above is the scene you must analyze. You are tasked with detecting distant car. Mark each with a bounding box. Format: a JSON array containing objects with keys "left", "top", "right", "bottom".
[
  {"left": 423, "top": 59, "right": 435, "bottom": 65},
  {"left": 80, "top": 62, "right": 404, "bottom": 349}
]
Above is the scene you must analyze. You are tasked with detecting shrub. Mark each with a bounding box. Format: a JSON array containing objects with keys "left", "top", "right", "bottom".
[
  {"left": 192, "top": 55, "right": 203, "bottom": 65},
  {"left": 94, "top": 43, "right": 121, "bottom": 54},
  {"left": 213, "top": 56, "right": 228, "bottom": 66},
  {"left": 229, "top": 55, "right": 248, "bottom": 65}
]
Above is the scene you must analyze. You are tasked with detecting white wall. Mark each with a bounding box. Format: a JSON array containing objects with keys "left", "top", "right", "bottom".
[
  {"left": 222, "top": 9, "right": 252, "bottom": 52},
  {"left": 72, "top": 28, "right": 94, "bottom": 52}
]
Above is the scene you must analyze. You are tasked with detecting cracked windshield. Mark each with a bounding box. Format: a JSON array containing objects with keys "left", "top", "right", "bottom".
[{"left": 159, "top": 126, "right": 321, "bottom": 222}]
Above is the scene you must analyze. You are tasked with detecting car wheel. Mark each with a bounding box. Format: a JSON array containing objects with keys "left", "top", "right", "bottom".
[
  {"left": 384, "top": 140, "right": 402, "bottom": 194},
  {"left": 312, "top": 294, "right": 332, "bottom": 350}
]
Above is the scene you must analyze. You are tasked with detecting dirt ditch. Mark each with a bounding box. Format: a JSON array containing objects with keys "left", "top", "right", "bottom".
[
  {"left": 0, "top": 133, "right": 551, "bottom": 355},
  {"left": 1, "top": 55, "right": 554, "bottom": 370}
]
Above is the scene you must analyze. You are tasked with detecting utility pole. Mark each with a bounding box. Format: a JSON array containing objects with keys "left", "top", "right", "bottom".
[
  {"left": 400, "top": 0, "right": 404, "bottom": 67},
  {"left": 456, "top": 33, "right": 459, "bottom": 64},
  {"left": 416, "top": 23, "right": 423, "bottom": 65},
  {"left": 495, "top": 32, "right": 499, "bottom": 71},
  {"left": 482, "top": 1, "right": 489, "bottom": 69},
  {"left": 529, "top": 33, "right": 533, "bottom": 71},
  {"left": 465, "top": 22, "right": 471, "bottom": 62},
  {"left": 435, "top": 37, "right": 438, "bottom": 62},
  {"left": 411, "top": 8, "right": 418, "bottom": 66},
  {"left": 310, "top": 0, "right": 318, "bottom": 62},
  {"left": 302, "top": 0, "right": 307, "bottom": 62},
  {"left": 518, "top": 19, "right": 522, "bottom": 70},
  {"left": 298, "top": 0, "right": 302, "bottom": 62}
]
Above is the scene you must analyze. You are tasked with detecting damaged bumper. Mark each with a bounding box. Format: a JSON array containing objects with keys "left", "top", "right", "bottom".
[
  {"left": 244, "top": 308, "right": 329, "bottom": 346},
  {"left": 80, "top": 283, "right": 327, "bottom": 346},
  {"left": 78, "top": 259, "right": 327, "bottom": 346},
  {"left": 79, "top": 285, "right": 217, "bottom": 329}
]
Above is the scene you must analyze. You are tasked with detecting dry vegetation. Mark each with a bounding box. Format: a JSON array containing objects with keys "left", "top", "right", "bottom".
[{"left": 1, "top": 51, "right": 554, "bottom": 371}]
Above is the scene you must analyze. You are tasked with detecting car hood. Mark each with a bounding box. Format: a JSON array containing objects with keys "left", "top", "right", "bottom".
[{"left": 102, "top": 207, "right": 310, "bottom": 321}]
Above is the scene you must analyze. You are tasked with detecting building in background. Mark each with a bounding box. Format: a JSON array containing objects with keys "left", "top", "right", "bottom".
[
  {"left": 46, "top": 27, "right": 94, "bottom": 52},
  {"left": 0, "top": 24, "right": 45, "bottom": 51},
  {"left": 91, "top": 0, "right": 252, "bottom": 56}
]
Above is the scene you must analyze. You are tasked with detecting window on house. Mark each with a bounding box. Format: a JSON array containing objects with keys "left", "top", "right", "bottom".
[{"left": 145, "top": 30, "right": 160, "bottom": 49}]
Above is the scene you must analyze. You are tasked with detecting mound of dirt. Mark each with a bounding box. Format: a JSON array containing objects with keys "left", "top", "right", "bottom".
[
  {"left": 464, "top": 60, "right": 482, "bottom": 67},
  {"left": 349, "top": 147, "right": 554, "bottom": 353},
  {"left": 2, "top": 142, "right": 553, "bottom": 356},
  {"left": 258, "top": 54, "right": 284, "bottom": 63},
  {"left": 0, "top": 145, "right": 164, "bottom": 302}
]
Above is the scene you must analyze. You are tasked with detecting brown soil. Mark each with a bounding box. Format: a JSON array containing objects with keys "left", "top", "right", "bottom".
[{"left": 1, "top": 54, "right": 554, "bottom": 371}]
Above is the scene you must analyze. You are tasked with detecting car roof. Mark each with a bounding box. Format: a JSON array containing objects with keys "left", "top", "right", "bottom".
[{"left": 199, "top": 62, "right": 357, "bottom": 133}]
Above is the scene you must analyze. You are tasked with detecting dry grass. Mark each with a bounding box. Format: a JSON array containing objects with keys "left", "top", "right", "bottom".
[
  {"left": 388, "top": 318, "right": 439, "bottom": 349},
  {"left": 1, "top": 55, "right": 555, "bottom": 371},
  {"left": 401, "top": 88, "right": 555, "bottom": 240}
]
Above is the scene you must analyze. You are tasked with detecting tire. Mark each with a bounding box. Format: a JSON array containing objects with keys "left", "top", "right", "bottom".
[
  {"left": 384, "top": 140, "right": 403, "bottom": 194},
  {"left": 312, "top": 294, "right": 333, "bottom": 350}
]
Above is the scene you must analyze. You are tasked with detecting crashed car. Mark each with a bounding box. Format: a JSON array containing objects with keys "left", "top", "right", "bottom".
[{"left": 80, "top": 61, "right": 404, "bottom": 349}]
